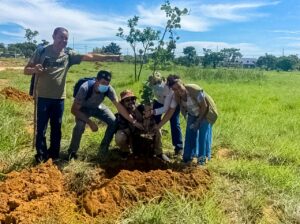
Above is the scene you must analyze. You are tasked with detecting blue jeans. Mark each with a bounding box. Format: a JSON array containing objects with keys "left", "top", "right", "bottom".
[
  {"left": 36, "top": 97, "right": 64, "bottom": 159},
  {"left": 68, "top": 104, "right": 117, "bottom": 155},
  {"left": 153, "top": 100, "right": 183, "bottom": 151},
  {"left": 183, "top": 114, "right": 212, "bottom": 164}
]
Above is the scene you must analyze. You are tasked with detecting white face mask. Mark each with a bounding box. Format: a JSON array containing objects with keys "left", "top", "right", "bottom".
[{"left": 153, "top": 82, "right": 165, "bottom": 92}]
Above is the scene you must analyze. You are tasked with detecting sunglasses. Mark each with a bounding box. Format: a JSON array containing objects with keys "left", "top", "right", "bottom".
[{"left": 123, "top": 98, "right": 136, "bottom": 103}]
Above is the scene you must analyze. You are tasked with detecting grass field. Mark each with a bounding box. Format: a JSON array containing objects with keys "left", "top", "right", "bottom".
[{"left": 0, "top": 61, "right": 299, "bottom": 223}]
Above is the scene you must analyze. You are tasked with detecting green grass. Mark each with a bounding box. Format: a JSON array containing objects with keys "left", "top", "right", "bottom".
[
  {"left": 121, "top": 192, "right": 228, "bottom": 224},
  {"left": 0, "top": 62, "right": 300, "bottom": 223}
]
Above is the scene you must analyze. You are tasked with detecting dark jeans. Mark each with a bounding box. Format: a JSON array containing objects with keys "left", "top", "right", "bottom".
[
  {"left": 36, "top": 97, "right": 64, "bottom": 159},
  {"left": 153, "top": 100, "right": 183, "bottom": 151}
]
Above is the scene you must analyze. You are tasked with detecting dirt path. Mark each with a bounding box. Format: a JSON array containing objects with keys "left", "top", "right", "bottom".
[{"left": 0, "top": 67, "right": 24, "bottom": 72}]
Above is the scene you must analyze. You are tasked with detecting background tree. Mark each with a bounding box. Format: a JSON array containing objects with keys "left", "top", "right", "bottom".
[
  {"left": 256, "top": 54, "right": 277, "bottom": 70},
  {"left": 276, "top": 55, "right": 298, "bottom": 71},
  {"left": 202, "top": 48, "right": 225, "bottom": 68},
  {"left": 7, "top": 42, "right": 36, "bottom": 58},
  {"left": 220, "top": 48, "right": 242, "bottom": 67},
  {"left": 117, "top": 16, "right": 141, "bottom": 81},
  {"left": 117, "top": 16, "right": 160, "bottom": 81},
  {"left": 101, "top": 42, "right": 122, "bottom": 55},
  {"left": 24, "top": 28, "right": 39, "bottom": 44},
  {"left": 92, "top": 47, "right": 103, "bottom": 54},
  {"left": 137, "top": 27, "right": 159, "bottom": 80},
  {"left": 151, "top": 1, "right": 188, "bottom": 73},
  {"left": 117, "top": 1, "right": 187, "bottom": 81},
  {"left": 0, "top": 43, "right": 5, "bottom": 53},
  {"left": 176, "top": 46, "right": 200, "bottom": 67}
]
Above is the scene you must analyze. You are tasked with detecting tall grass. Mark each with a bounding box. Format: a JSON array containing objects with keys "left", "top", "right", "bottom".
[
  {"left": 183, "top": 67, "right": 265, "bottom": 82},
  {"left": 121, "top": 192, "right": 228, "bottom": 224},
  {"left": 0, "top": 62, "right": 300, "bottom": 223}
]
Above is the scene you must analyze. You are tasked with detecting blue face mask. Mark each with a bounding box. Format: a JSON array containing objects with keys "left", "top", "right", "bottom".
[{"left": 98, "top": 84, "right": 109, "bottom": 93}]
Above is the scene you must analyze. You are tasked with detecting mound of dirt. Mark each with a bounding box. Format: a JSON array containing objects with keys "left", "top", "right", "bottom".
[
  {"left": 0, "top": 161, "right": 77, "bottom": 224},
  {"left": 0, "top": 87, "right": 32, "bottom": 102},
  {"left": 83, "top": 167, "right": 211, "bottom": 217},
  {"left": 0, "top": 159, "right": 211, "bottom": 223}
]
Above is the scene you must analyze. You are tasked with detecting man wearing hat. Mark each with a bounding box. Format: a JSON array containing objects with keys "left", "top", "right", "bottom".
[
  {"left": 115, "top": 89, "right": 170, "bottom": 161},
  {"left": 68, "top": 71, "right": 143, "bottom": 160}
]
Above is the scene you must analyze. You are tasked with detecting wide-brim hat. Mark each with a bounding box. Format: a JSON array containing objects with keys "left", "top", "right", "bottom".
[{"left": 120, "top": 89, "right": 137, "bottom": 102}]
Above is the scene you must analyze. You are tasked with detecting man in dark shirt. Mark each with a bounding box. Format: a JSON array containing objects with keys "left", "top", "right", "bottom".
[{"left": 115, "top": 90, "right": 170, "bottom": 161}]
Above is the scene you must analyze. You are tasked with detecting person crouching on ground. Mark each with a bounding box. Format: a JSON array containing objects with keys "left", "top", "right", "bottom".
[
  {"left": 115, "top": 90, "right": 170, "bottom": 161},
  {"left": 68, "top": 71, "right": 144, "bottom": 160},
  {"left": 156, "top": 75, "right": 218, "bottom": 165}
]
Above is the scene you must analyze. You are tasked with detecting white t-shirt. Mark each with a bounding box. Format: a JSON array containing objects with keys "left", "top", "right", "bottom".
[{"left": 153, "top": 84, "right": 177, "bottom": 115}]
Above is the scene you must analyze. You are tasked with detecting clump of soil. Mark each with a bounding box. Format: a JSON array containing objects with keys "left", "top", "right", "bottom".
[
  {"left": 82, "top": 165, "right": 211, "bottom": 217},
  {"left": 0, "top": 161, "right": 77, "bottom": 224},
  {"left": 0, "top": 158, "right": 211, "bottom": 223},
  {"left": 0, "top": 87, "right": 32, "bottom": 102}
]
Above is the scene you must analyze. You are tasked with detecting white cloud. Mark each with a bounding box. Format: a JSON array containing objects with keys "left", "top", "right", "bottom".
[
  {"left": 287, "top": 42, "right": 300, "bottom": 48},
  {"left": 0, "top": 0, "right": 126, "bottom": 43},
  {"left": 0, "top": 30, "right": 24, "bottom": 37},
  {"left": 137, "top": 4, "right": 211, "bottom": 32},
  {"left": 136, "top": 1, "right": 280, "bottom": 32},
  {"left": 197, "top": 1, "right": 280, "bottom": 21},
  {"left": 278, "top": 36, "right": 300, "bottom": 41},
  {"left": 0, "top": 0, "right": 286, "bottom": 57},
  {"left": 272, "top": 30, "right": 300, "bottom": 34},
  {"left": 0, "top": 0, "right": 281, "bottom": 41}
]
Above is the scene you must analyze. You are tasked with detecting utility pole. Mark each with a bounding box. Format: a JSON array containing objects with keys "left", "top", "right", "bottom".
[
  {"left": 282, "top": 48, "right": 285, "bottom": 56},
  {"left": 85, "top": 45, "right": 87, "bottom": 54}
]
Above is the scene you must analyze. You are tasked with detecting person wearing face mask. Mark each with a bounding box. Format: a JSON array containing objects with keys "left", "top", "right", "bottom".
[
  {"left": 155, "top": 74, "right": 218, "bottom": 165},
  {"left": 145, "top": 72, "right": 183, "bottom": 156},
  {"left": 68, "top": 71, "right": 144, "bottom": 160},
  {"left": 24, "top": 27, "right": 121, "bottom": 163}
]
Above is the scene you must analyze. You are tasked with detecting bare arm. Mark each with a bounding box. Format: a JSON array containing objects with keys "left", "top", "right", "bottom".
[
  {"left": 191, "top": 99, "right": 208, "bottom": 130},
  {"left": 81, "top": 54, "right": 121, "bottom": 62},
  {"left": 71, "top": 101, "right": 98, "bottom": 131},
  {"left": 24, "top": 62, "right": 44, "bottom": 76},
  {"left": 198, "top": 99, "right": 208, "bottom": 121},
  {"left": 157, "top": 107, "right": 176, "bottom": 129},
  {"left": 154, "top": 92, "right": 174, "bottom": 115},
  {"left": 112, "top": 100, "right": 144, "bottom": 130}
]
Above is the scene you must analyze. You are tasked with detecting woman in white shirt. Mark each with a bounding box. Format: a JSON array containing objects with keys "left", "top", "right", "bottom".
[{"left": 147, "top": 73, "right": 183, "bottom": 155}]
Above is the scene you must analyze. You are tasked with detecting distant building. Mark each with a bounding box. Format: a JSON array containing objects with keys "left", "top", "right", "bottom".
[{"left": 238, "top": 58, "right": 257, "bottom": 68}]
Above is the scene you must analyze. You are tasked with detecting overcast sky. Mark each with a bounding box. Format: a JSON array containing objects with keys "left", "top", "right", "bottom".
[{"left": 0, "top": 0, "right": 299, "bottom": 57}]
